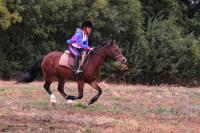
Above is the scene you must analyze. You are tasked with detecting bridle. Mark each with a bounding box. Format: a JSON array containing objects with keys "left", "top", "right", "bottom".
[
  {"left": 107, "top": 45, "right": 124, "bottom": 60},
  {"left": 83, "top": 45, "right": 111, "bottom": 66},
  {"left": 82, "top": 43, "right": 127, "bottom": 67},
  {"left": 89, "top": 44, "right": 124, "bottom": 61}
]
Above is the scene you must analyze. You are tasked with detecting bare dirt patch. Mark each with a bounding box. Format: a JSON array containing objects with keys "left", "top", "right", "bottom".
[{"left": 0, "top": 81, "right": 200, "bottom": 133}]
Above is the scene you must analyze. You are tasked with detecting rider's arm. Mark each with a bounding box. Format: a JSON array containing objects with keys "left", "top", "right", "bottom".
[
  {"left": 66, "top": 32, "right": 91, "bottom": 50},
  {"left": 76, "top": 33, "right": 90, "bottom": 50},
  {"left": 66, "top": 34, "right": 76, "bottom": 44}
]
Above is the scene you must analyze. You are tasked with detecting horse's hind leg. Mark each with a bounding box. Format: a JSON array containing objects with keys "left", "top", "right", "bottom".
[{"left": 44, "top": 80, "right": 56, "bottom": 104}]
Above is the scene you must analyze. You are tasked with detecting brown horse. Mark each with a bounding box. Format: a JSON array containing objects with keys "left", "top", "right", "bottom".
[{"left": 18, "top": 41, "right": 127, "bottom": 105}]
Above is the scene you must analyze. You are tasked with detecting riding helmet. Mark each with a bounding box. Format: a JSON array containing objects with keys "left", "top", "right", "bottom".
[{"left": 82, "top": 20, "right": 93, "bottom": 28}]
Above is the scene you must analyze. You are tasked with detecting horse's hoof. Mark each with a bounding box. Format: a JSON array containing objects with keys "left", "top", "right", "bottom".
[
  {"left": 88, "top": 98, "right": 96, "bottom": 105},
  {"left": 50, "top": 94, "right": 57, "bottom": 103},
  {"left": 88, "top": 101, "right": 93, "bottom": 105},
  {"left": 66, "top": 95, "right": 76, "bottom": 100},
  {"left": 67, "top": 99, "right": 73, "bottom": 104},
  {"left": 51, "top": 102, "right": 56, "bottom": 107}
]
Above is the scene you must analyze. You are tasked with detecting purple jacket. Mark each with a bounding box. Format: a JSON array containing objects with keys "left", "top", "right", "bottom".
[{"left": 66, "top": 28, "right": 89, "bottom": 50}]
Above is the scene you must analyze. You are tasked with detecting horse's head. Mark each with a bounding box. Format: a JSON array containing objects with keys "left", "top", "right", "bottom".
[{"left": 107, "top": 40, "right": 127, "bottom": 66}]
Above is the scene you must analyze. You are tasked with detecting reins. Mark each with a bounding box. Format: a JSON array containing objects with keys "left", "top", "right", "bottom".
[
  {"left": 90, "top": 45, "right": 122, "bottom": 59},
  {"left": 82, "top": 50, "right": 104, "bottom": 64},
  {"left": 81, "top": 49, "right": 104, "bottom": 68},
  {"left": 91, "top": 50, "right": 104, "bottom": 58}
]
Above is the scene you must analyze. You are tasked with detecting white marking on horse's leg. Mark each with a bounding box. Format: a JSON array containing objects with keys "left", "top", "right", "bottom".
[
  {"left": 66, "top": 99, "right": 77, "bottom": 104},
  {"left": 50, "top": 94, "right": 57, "bottom": 103}
]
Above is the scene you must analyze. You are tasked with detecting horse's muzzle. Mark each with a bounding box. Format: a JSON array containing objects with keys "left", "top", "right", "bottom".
[
  {"left": 118, "top": 57, "right": 128, "bottom": 70},
  {"left": 121, "top": 57, "right": 127, "bottom": 64}
]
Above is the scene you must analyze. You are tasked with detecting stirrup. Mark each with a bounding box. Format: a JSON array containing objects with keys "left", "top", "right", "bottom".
[{"left": 75, "top": 69, "right": 83, "bottom": 75}]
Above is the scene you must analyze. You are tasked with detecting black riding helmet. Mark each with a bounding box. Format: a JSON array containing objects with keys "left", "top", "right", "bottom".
[{"left": 82, "top": 20, "right": 93, "bottom": 28}]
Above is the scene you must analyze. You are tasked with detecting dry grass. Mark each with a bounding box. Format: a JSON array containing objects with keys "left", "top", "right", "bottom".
[{"left": 0, "top": 80, "right": 200, "bottom": 133}]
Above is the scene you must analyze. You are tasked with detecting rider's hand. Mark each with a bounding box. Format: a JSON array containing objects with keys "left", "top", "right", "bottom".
[{"left": 89, "top": 47, "right": 94, "bottom": 51}]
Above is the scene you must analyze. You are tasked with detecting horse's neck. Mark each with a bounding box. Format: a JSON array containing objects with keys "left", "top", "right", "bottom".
[
  {"left": 84, "top": 46, "right": 108, "bottom": 72},
  {"left": 94, "top": 46, "right": 107, "bottom": 63}
]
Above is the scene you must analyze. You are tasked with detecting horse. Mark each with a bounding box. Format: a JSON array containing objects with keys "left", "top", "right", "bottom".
[{"left": 18, "top": 40, "right": 127, "bottom": 105}]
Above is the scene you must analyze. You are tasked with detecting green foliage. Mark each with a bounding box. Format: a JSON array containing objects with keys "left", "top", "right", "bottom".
[
  {"left": 0, "top": 0, "right": 22, "bottom": 30},
  {"left": 0, "top": 0, "right": 200, "bottom": 85},
  {"left": 126, "top": 13, "right": 200, "bottom": 84}
]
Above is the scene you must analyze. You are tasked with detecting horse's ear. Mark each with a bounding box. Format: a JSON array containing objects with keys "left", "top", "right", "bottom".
[{"left": 110, "top": 40, "right": 116, "bottom": 46}]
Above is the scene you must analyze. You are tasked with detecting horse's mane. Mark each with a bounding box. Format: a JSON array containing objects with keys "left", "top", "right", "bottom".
[
  {"left": 94, "top": 41, "right": 110, "bottom": 50},
  {"left": 84, "top": 41, "right": 109, "bottom": 61}
]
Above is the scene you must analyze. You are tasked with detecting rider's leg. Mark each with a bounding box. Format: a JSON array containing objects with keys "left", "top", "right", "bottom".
[
  {"left": 74, "top": 54, "right": 80, "bottom": 72},
  {"left": 68, "top": 45, "right": 83, "bottom": 74}
]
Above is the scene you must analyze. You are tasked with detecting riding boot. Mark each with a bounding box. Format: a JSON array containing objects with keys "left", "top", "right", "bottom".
[{"left": 73, "top": 56, "right": 83, "bottom": 76}]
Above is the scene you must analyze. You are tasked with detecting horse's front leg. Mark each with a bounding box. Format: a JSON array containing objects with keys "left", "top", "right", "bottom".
[
  {"left": 66, "top": 80, "right": 84, "bottom": 100},
  {"left": 57, "top": 77, "right": 67, "bottom": 99},
  {"left": 88, "top": 80, "right": 102, "bottom": 105}
]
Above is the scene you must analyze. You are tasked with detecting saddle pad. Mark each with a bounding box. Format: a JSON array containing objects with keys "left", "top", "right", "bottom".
[{"left": 59, "top": 51, "right": 74, "bottom": 69}]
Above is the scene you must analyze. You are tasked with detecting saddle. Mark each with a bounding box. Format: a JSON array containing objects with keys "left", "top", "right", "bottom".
[{"left": 59, "top": 50, "right": 85, "bottom": 69}]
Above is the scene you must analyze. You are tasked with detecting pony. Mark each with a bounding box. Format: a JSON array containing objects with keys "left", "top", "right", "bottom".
[{"left": 18, "top": 40, "right": 127, "bottom": 105}]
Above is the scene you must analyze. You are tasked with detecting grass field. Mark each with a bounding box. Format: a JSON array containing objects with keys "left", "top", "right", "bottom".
[{"left": 0, "top": 80, "right": 200, "bottom": 133}]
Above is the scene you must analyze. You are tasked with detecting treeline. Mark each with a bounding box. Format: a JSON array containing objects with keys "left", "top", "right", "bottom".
[{"left": 0, "top": 0, "right": 200, "bottom": 85}]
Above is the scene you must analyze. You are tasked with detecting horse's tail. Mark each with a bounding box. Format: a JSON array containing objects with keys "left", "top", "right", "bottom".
[{"left": 17, "top": 57, "right": 44, "bottom": 83}]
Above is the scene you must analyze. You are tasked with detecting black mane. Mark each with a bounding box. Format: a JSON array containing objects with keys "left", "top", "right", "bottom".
[{"left": 94, "top": 41, "right": 110, "bottom": 50}]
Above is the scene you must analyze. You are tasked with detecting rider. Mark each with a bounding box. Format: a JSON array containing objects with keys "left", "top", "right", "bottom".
[{"left": 66, "top": 20, "right": 93, "bottom": 76}]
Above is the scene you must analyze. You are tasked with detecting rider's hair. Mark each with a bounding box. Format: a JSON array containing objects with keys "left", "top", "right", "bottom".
[{"left": 82, "top": 20, "right": 93, "bottom": 28}]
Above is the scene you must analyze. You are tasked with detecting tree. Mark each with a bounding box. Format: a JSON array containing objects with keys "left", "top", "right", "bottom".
[{"left": 0, "top": 0, "right": 22, "bottom": 30}]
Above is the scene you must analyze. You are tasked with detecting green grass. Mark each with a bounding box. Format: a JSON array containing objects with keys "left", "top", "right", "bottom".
[
  {"left": 1, "top": 124, "right": 13, "bottom": 132},
  {"left": 74, "top": 103, "right": 87, "bottom": 109},
  {"left": 112, "top": 96, "right": 120, "bottom": 101},
  {"left": 84, "top": 127, "right": 101, "bottom": 133},
  {"left": 153, "top": 107, "right": 167, "bottom": 115},
  {"left": 30, "top": 101, "right": 49, "bottom": 108},
  {"left": 87, "top": 104, "right": 104, "bottom": 112},
  {"left": 169, "top": 108, "right": 179, "bottom": 116},
  {"left": 0, "top": 88, "right": 6, "bottom": 92},
  {"left": 1, "top": 81, "right": 200, "bottom": 133},
  {"left": 107, "top": 106, "right": 119, "bottom": 113},
  {"left": 152, "top": 107, "right": 180, "bottom": 116},
  {"left": 20, "top": 86, "right": 43, "bottom": 92},
  {"left": 0, "top": 87, "right": 11, "bottom": 93},
  {"left": 125, "top": 89, "right": 135, "bottom": 94},
  {"left": 155, "top": 89, "right": 164, "bottom": 94},
  {"left": 1, "top": 123, "right": 27, "bottom": 132},
  {"left": 73, "top": 103, "right": 108, "bottom": 113}
]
